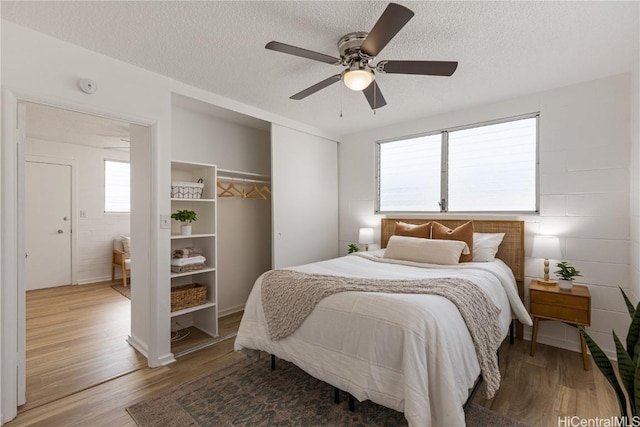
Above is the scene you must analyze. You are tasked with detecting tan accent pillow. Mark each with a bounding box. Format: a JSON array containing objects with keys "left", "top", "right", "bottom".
[
  {"left": 431, "top": 221, "right": 474, "bottom": 262},
  {"left": 383, "top": 236, "right": 466, "bottom": 265},
  {"left": 393, "top": 221, "right": 431, "bottom": 239}
]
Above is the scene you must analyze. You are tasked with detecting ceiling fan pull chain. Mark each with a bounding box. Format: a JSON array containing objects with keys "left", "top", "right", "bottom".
[{"left": 340, "top": 83, "right": 343, "bottom": 118}]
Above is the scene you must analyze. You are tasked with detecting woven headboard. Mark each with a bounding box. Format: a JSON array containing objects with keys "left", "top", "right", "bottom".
[{"left": 380, "top": 218, "right": 525, "bottom": 284}]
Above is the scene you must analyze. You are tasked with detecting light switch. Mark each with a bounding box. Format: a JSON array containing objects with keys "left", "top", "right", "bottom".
[
  {"left": 79, "top": 210, "right": 87, "bottom": 218},
  {"left": 160, "top": 215, "right": 170, "bottom": 229}
]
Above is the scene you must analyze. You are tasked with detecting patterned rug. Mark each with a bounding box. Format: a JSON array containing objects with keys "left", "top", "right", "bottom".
[
  {"left": 111, "top": 284, "right": 130, "bottom": 299},
  {"left": 127, "top": 354, "right": 529, "bottom": 427}
]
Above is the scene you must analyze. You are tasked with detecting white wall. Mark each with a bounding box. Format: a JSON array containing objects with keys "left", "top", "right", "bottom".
[
  {"left": 26, "top": 138, "right": 130, "bottom": 285},
  {"left": 629, "top": 45, "right": 640, "bottom": 304},
  {"left": 339, "top": 73, "right": 633, "bottom": 357},
  {"left": 172, "top": 105, "right": 272, "bottom": 316}
]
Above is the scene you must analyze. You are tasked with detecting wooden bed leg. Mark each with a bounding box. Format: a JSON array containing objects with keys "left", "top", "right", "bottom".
[
  {"left": 271, "top": 354, "right": 276, "bottom": 371},
  {"left": 348, "top": 394, "right": 355, "bottom": 412},
  {"left": 334, "top": 387, "right": 340, "bottom": 404},
  {"left": 509, "top": 319, "right": 515, "bottom": 344}
]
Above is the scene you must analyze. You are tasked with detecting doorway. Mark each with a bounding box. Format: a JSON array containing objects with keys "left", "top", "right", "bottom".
[{"left": 19, "top": 102, "right": 146, "bottom": 411}]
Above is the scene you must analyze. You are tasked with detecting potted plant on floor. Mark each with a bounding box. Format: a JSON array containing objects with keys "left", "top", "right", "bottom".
[
  {"left": 171, "top": 209, "right": 197, "bottom": 235},
  {"left": 555, "top": 261, "right": 582, "bottom": 290},
  {"left": 579, "top": 288, "right": 640, "bottom": 425}
]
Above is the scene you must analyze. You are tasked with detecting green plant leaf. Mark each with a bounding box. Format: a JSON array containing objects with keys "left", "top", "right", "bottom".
[
  {"left": 627, "top": 302, "right": 640, "bottom": 360},
  {"left": 579, "top": 326, "right": 629, "bottom": 419},
  {"left": 615, "top": 331, "right": 636, "bottom": 415},
  {"left": 622, "top": 287, "right": 636, "bottom": 318},
  {"left": 635, "top": 360, "right": 640, "bottom": 418}
]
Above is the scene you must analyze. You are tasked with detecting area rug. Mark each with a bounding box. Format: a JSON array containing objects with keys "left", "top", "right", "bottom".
[
  {"left": 127, "top": 354, "right": 528, "bottom": 427},
  {"left": 111, "top": 284, "right": 130, "bottom": 299}
]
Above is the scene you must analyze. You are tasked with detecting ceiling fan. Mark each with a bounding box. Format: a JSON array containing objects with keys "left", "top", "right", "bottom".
[{"left": 265, "top": 2, "right": 458, "bottom": 110}]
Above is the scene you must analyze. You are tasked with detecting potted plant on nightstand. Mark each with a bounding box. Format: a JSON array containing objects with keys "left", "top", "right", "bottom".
[
  {"left": 555, "top": 261, "right": 582, "bottom": 290},
  {"left": 171, "top": 209, "right": 197, "bottom": 235}
]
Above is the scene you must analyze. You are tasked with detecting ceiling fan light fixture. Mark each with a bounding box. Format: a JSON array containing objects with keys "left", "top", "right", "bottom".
[{"left": 343, "top": 67, "right": 374, "bottom": 91}]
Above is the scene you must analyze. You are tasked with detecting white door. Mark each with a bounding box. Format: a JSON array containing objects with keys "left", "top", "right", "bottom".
[
  {"left": 271, "top": 124, "right": 339, "bottom": 268},
  {"left": 25, "top": 161, "right": 72, "bottom": 290}
]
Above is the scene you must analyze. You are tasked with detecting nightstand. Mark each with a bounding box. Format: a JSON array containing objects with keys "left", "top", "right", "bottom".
[{"left": 529, "top": 280, "right": 591, "bottom": 370}]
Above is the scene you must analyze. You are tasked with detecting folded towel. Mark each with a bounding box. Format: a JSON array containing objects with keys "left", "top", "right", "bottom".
[
  {"left": 173, "top": 247, "right": 203, "bottom": 258},
  {"left": 170, "top": 256, "right": 206, "bottom": 267},
  {"left": 171, "top": 263, "right": 206, "bottom": 273}
]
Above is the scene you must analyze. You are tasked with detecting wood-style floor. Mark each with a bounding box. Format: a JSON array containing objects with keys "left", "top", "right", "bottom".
[{"left": 8, "top": 283, "right": 618, "bottom": 426}]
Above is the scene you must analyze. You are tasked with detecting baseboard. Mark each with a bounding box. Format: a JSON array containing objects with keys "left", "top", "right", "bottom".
[
  {"left": 156, "top": 353, "right": 176, "bottom": 366},
  {"left": 523, "top": 331, "right": 617, "bottom": 360},
  {"left": 218, "top": 304, "right": 245, "bottom": 318},
  {"left": 126, "top": 334, "right": 149, "bottom": 359},
  {"left": 77, "top": 275, "right": 120, "bottom": 285}
]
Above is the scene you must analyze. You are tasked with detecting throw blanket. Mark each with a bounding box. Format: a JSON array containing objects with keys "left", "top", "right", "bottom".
[{"left": 261, "top": 269, "right": 503, "bottom": 398}]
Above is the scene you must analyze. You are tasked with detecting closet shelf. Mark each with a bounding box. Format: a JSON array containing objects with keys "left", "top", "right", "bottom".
[
  {"left": 170, "top": 266, "right": 216, "bottom": 278},
  {"left": 171, "top": 198, "right": 216, "bottom": 203},
  {"left": 170, "top": 301, "right": 216, "bottom": 317},
  {"left": 217, "top": 168, "right": 270, "bottom": 182},
  {"left": 171, "top": 233, "right": 216, "bottom": 239}
]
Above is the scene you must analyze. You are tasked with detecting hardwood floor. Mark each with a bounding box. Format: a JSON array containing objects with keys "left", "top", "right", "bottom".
[
  {"left": 22, "top": 281, "right": 147, "bottom": 413},
  {"left": 9, "top": 286, "right": 617, "bottom": 426}
]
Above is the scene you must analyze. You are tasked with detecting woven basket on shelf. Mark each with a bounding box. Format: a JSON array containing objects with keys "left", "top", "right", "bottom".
[
  {"left": 171, "top": 181, "right": 204, "bottom": 199},
  {"left": 170, "top": 283, "right": 207, "bottom": 312}
]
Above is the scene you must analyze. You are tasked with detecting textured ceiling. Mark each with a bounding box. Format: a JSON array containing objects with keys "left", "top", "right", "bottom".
[{"left": 2, "top": 1, "right": 639, "bottom": 137}]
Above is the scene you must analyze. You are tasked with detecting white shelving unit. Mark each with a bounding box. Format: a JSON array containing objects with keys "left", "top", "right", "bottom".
[{"left": 170, "top": 161, "right": 218, "bottom": 353}]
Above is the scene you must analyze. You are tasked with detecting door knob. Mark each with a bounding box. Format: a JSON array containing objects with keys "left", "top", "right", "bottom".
[{"left": 57, "top": 229, "right": 64, "bottom": 234}]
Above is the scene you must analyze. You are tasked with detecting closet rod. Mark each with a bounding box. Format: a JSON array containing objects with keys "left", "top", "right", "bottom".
[{"left": 217, "top": 176, "right": 271, "bottom": 185}]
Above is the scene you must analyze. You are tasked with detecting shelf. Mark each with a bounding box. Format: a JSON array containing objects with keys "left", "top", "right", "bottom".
[
  {"left": 170, "top": 267, "right": 216, "bottom": 278},
  {"left": 170, "top": 300, "right": 216, "bottom": 317},
  {"left": 218, "top": 168, "right": 270, "bottom": 181},
  {"left": 171, "top": 233, "right": 216, "bottom": 239},
  {"left": 171, "top": 198, "right": 216, "bottom": 203}
]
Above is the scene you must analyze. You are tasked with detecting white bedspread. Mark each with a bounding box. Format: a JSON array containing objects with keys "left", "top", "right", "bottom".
[{"left": 235, "top": 251, "right": 532, "bottom": 427}]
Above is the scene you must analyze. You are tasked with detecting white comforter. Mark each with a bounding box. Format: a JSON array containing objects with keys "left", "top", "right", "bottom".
[{"left": 235, "top": 250, "right": 532, "bottom": 427}]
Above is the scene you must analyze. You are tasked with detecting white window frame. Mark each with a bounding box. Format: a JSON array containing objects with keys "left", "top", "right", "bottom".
[
  {"left": 376, "top": 113, "right": 540, "bottom": 214},
  {"left": 104, "top": 159, "right": 130, "bottom": 213}
]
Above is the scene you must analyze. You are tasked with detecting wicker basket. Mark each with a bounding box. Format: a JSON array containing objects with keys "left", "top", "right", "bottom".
[
  {"left": 171, "top": 181, "right": 204, "bottom": 199},
  {"left": 170, "top": 283, "right": 207, "bottom": 312}
]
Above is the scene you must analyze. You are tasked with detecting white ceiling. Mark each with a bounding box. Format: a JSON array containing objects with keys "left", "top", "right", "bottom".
[
  {"left": 3, "top": 1, "right": 639, "bottom": 137},
  {"left": 25, "top": 102, "right": 130, "bottom": 150}
]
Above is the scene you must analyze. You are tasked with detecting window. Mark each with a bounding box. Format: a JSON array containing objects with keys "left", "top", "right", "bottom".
[
  {"left": 105, "top": 160, "right": 130, "bottom": 213},
  {"left": 377, "top": 115, "right": 538, "bottom": 213}
]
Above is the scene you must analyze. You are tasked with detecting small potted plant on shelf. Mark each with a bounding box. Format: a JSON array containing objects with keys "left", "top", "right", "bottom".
[
  {"left": 348, "top": 243, "right": 360, "bottom": 254},
  {"left": 554, "top": 261, "right": 582, "bottom": 290},
  {"left": 171, "top": 209, "right": 197, "bottom": 236}
]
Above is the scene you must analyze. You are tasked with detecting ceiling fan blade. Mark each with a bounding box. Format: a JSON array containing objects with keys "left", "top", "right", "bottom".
[
  {"left": 379, "top": 60, "right": 458, "bottom": 76},
  {"left": 266, "top": 41, "right": 341, "bottom": 65},
  {"left": 360, "top": 3, "right": 414, "bottom": 58},
  {"left": 290, "top": 75, "right": 341, "bottom": 100},
  {"left": 362, "top": 81, "right": 387, "bottom": 110}
]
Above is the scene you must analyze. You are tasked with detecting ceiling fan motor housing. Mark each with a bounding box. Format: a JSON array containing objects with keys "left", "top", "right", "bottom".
[{"left": 337, "top": 32, "right": 370, "bottom": 65}]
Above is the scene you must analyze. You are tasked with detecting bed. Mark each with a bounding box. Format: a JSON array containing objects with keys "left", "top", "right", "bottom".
[{"left": 235, "top": 219, "right": 532, "bottom": 426}]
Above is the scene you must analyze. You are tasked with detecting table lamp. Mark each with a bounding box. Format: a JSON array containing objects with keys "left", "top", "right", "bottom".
[
  {"left": 531, "top": 235, "right": 562, "bottom": 285},
  {"left": 358, "top": 227, "right": 374, "bottom": 251}
]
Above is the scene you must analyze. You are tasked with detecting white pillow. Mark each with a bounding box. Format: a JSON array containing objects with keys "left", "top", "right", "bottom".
[
  {"left": 383, "top": 235, "right": 468, "bottom": 265},
  {"left": 121, "top": 235, "right": 131, "bottom": 257},
  {"left": 473, "top": 232, "right": 505, "bottom": 262}
]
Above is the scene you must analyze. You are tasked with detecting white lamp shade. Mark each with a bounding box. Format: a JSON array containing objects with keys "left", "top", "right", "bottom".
[
  {"left": 358, "top": 227, "right": 374, "bottom": 244},
  {"left": 531, "top": 235, "right": 562, "bottom": 259},
  {"left": 343, "top": 69, "right": 374, "bottom": 91}
]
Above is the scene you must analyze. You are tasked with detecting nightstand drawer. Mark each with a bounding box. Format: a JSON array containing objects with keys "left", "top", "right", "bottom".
[
  {"left": 530, "top": 290, "right": 589, "bottom": 311},
  {"left": 530, "top": 302, "right": 590, "bottom": 325}
]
